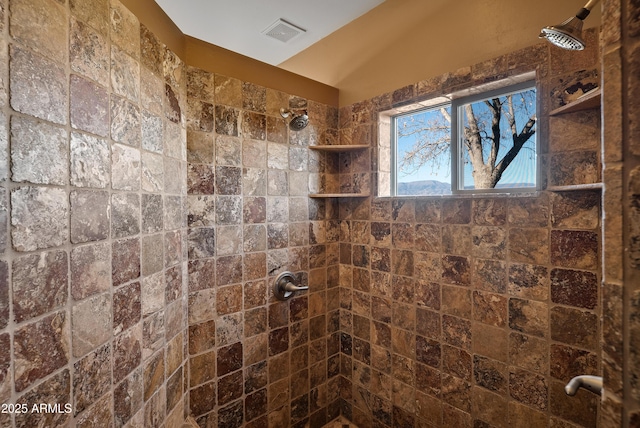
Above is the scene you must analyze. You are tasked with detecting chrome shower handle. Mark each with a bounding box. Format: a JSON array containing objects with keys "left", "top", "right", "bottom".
[
  {"left": 283, "top": 282, "right": 309, "bottom": 292},
  {"left": 273, "top": 271, "right": 308, "bottom": 301},
  {"left": 564, "top": 375, "right": 603, "bottom": 396}
]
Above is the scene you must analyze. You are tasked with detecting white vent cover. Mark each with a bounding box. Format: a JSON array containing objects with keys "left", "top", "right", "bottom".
[{"left": 262, "top": 19, "right": 306, "bottom": 43}]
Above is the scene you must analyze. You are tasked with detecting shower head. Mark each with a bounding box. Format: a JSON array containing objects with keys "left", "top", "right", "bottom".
[
  {"left": 539, "top": 0, "right": 599, "bottom": 50},
  {"left": 539, "top": 16, "right": 586, "bottom": 50},
  {"left": 280, "top": 108, "right": 309, "bottom": 131}
]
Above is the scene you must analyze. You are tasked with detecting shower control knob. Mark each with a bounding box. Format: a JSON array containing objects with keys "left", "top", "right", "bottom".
[{"left": 273, "top": 271, "right": 308, "bottom": 301}]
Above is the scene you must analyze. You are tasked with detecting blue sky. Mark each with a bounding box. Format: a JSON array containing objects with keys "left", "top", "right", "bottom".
[{"left": 396, "top": 88, "right": 536, "bottom": 190}]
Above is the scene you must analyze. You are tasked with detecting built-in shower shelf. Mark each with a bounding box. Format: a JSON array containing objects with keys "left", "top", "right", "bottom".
[
  {"left": 309, "top": 192, "right": 370, "bottom": 198},
  {"left": 309, "top": 145, "right": 369, "bottom": 152},
  {"left": 547, "top": 183, "right": 603, "bottom": 192},
  {"left": 549, "top": 88, "right": 601, "bottom": 116}
]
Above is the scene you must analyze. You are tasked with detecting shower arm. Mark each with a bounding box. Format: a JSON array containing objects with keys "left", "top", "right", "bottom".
[{"left": 576, "top": 0, "right": 599, "bottom": 19}]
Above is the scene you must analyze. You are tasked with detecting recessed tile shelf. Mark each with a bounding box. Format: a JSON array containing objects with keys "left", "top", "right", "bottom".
[
  {"left": 549, "top": 88, "right": 601, "bottom": 116},
  {"left": 309, "top": 145, "right": 370, "bottom": 197},
  {"left": 547, "top": 89, "right": 602, "bottom": 192},
  {"left": 309, "top": 193, "right": 369, "bottom": 198},
  {"left": 547, "top": 183, "right": 603, "bottom": 192},
  {"left": 309, "top": 144, "right": 370, "bottom": 152}
]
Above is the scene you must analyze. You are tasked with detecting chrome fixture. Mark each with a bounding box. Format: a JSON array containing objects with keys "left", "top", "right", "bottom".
[
  {"left": 280, "top": 108, "right": 309, "bottom": 131},
  {"left": 565, "top": 375, "right": 603, "bottom": 396},
  {"left": 273, "top": 271, "right": 309, "bottom": 301},
  {"left": 539, "top": 0, "right": 599, "bottom": 50}
]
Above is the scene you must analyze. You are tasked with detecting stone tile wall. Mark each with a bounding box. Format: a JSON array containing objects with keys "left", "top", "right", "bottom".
[
  {"left": 0, "top": 0, "right": 189, "bottom": 426},
  {"left": 600, "top": 0, "right": 640, "bottom": 426},
  {"left": 0, "top": 0, "right": 622, "bottom": 427},
  {"left": 184, "top": 63, "right": 343, "bottom": 426},
  {"left": 334, "top": 29, "right": 604, "bottom": 427}
]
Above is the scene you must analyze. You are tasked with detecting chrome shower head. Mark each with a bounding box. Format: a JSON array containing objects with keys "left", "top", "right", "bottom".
[
  {"left": 288, "top": 111, "right": 308, "bottom": 131},
  {"left": 539, "top": 0, "right": 599, "bottom": 50},
  {"left": 280, "top": 108, "right": 309, "bottom": 131},
  {"left": 539, "top": 16, "right": 586, "bottom": 50}
]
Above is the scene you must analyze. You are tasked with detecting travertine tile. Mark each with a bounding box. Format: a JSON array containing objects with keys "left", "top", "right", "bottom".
[
  {"left": 0, "top": 113, "right": 7, "bottom": 181},
  {"left": 550, "top": 306, "right": 598, "bottom": 350},
  {"left": 141, "top": 271, "right": 164, "bottom": 316},
  {"left": 187, "top": 227, "right": 215, "bottom": 259},
  {"left": 70, "top": 131, "right": 110, "bottom": 188},
  {"left": 0, "top": 262, "right": 7, "bottom": 331},
  {"left": 11, "top": 115, "right": 68, "bottom": 185},
  {"left": 73, "top": 343, "right": 111, "bottom": 414},
  {"left": 75, "top": 393, "right": 114, "bottom": 428},
  {"left": 141, "top": 234, "right": 163, "bottom": 276},
  {"left": 507, "top": 263, "right": 549, "bottom": 301},
  {"left": 215, "top": 196, "right": 242, "bottom": 225},
  {"left": 112, "top": 237, "right": 140, "bottom": 286},
  {"left": 70, "top": 74, "right": 109, "bottom": 137},
  {"left": 141, "top": 151, "right": 164, "bottom": 192},
  {"left": 10, "top": 46, "right": 67, "bottom": 125},
  {"left": 113, "top": 281, "right": 141, "bottom": 335},
  {"left": 164, "top": 119, "right": 185, "bottom": 160},
  {"left": 113, "top": 325, "right": 142, "bottom": 384},
  {"left": 10, "top": 0, "right": 67, "bottom": 64},
  {"left": 140, "top": 67, "right": 164, "bottom": 115},
  {"left": 187, "top": 130, "right": 214, "bottom": 164},
  {"left": 509, "top": 298, "right": 548, "bottom": 338},
  {"left": 72, "top": 293, "right": 111, "bottom": 357},
  {"left": 550, "top": 151, "right": 600, "bottom": 186},
  {"left": 111, "top": 192, "right": 140, "bottom": 238},
  {"left": 70, "top": 242, "right": 111, "bottom": 300},
  {"left": 509, "top": 332, "right": 547, "bottom": 374},
  {"left": 72, "top": 0, "right": 107, "bottom": 32},
  {"left": 112, "top": 143, "right": 141, "bottom": 191},
  {"left": 109, "top": 0, "right": 139, "bottom": 58},
  {"left": 474, "top": 355, "right": 507, "bottom": 394},
  {"left": 14, "top": 311, "right": 69, "bottom": 392},
  {"left": 70, "top": 190, "right": 110, "bottom": 243},
  {"left": 111, "top": 96, "right": 141, "bottom": 147},
  {"left": 0, "top": 333, "right": 9, "bottom": 402},
  {"left": 140, "top": 24, "right": 162, "bottom": 76},
  {"left": 70, "top": 18, "right": 109, "bottom": 85},
  {"left": 13, "top": 370, "right": 71, "bottom": 427},
  {"left": 550, "top": 230, "right": 598, "bottom": 270},
  {"left": 141, "top": 194, "right": 163, "bottom": 233},
  {"left": 12, "top": 250, "right": 67, "bottom": 323},
  {"left": 141, "top": 109, "right": 163, "bottom": 153},
  {"left": 215, "top": 74, "right": 242, "bottom": 108},
  {"left": 187, "top": 98, "right": 214, "bottom": 132},
  {"left": 143, "top": 350, "right": 164, "bottom": 401},
  {"left": 550, "top": 268, "right": 598, "bottom": 309},
  {"left": 11, "top": 186, "right": 68, "bottom": 251},
  {"left": 508, "top": 228, "right": 549, "bottom": 265}
]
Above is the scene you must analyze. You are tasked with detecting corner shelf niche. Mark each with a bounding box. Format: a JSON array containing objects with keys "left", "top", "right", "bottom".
[
  {"left": 548, "top": 87, "right": 602, "bottom": 192},
  {"left": 547, "top": 183, "right": 603, "bottom": 192},
  {"left": 308, "top": 193, "right": 369, "bottom": 198},
  {"left": 309, "top": 145, "right": 370, "bottom": 198},
  {"left": 549, "top": 87, "right": 601, "bottom": 116},
  {"left": 309, "top": 145, "right": 370, "bottom": 152}
]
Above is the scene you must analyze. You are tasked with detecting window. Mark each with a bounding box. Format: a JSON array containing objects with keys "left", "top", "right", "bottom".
[{"left": 385, "top": 80, "right": 537, "bottom": 196}]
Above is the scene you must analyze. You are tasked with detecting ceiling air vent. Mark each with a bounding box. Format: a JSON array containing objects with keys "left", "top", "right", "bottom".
[{"left": 262, "top": 19, "right": 306, "bottom": 43}]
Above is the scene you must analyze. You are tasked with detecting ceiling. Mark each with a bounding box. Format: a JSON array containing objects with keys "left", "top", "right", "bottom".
[{"left": 154, "top": 0, "right": 386, "bottom": 66}]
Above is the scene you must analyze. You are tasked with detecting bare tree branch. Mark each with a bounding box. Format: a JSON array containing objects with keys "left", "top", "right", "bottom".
[{"left": 396, "top": 87, "right": 536, "bottom": 189}]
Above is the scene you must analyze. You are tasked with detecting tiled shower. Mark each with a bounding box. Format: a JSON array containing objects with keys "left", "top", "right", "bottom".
[{"left": 0, "top": 0, "right": 638, "bottom": 427}]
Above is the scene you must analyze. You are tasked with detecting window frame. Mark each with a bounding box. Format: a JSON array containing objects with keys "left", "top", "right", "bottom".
[{"left": 382, "top": 76, "right": 539, "bottom": 198}]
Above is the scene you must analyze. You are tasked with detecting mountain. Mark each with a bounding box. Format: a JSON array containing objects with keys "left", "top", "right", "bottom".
[
  {"left": 397, "top": 180, "right": 451, "bottom": 195},
  {"left": 397, "top": 180, "right": 536, "bottom": 195}
]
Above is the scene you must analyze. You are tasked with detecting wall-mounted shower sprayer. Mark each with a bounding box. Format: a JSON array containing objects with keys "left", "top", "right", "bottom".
[
  {"left": 280, "top": 108, "right": 309, "bottom": 131},
  {"left": 539, "top": 0, "right": 599, "bottom": 50}
]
